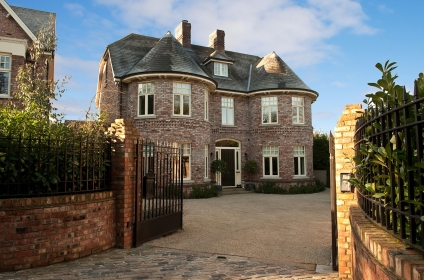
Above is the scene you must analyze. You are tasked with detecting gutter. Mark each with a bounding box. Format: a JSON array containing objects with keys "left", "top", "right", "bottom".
[{"left": 247, "top": 64, "right": 252, "bottom": 91}]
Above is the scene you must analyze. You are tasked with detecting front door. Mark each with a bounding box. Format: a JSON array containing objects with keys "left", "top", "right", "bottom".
[{"left": 221, "top": 149, "right": 235, "bottom": 186}]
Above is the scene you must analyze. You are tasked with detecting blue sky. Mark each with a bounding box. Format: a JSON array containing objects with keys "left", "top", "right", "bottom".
[{"left": 6, "top": 0, "right": 424, "bottom": 133}]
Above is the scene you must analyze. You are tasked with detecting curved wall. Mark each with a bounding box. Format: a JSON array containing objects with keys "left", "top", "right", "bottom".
[{"left": 0, "top": 192, "right": 116, "bottom": 272}]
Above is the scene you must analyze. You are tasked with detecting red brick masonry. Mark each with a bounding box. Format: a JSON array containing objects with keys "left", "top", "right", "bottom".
[
  {"left": 0, "top": 191, "right": 116, "bottom": 272},
  {"left": 350, "top": 205, "right": 424, "bottom": 280}
]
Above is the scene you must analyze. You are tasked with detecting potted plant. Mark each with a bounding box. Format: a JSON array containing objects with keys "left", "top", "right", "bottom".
[
  {"left": 243, "top": 159, "right": 258, "bottom": 191},
  {"left": 211, "top": 159, "right": 227, "bottom": 192}
]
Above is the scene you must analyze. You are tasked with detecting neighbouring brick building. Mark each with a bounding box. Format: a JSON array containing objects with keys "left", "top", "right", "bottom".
[
  {"left": 96, "top": 20, "right": 319, "bottom": 188},
  {"left": 0, "top": 0, "right": 55, "bottom": 106}
]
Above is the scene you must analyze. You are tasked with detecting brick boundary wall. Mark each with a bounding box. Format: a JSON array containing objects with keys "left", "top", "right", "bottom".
[
  {"left": 336, "top": 105, "right": 424, "bottom": 280},
  {"left": 335, "top": 104, "right": 363, "bottom": 279},
  {"left": 108, "top": 119, "right": 140, "bottom": 248},
  {"left": 0, "top": 191, "right": 116, "bottom": 272}
]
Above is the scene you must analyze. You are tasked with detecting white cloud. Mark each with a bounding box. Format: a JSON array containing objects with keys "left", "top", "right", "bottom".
[
  {"left": 331, "top": 81, "right": 348, "bottom": 87},
  {"left": 377, "top": 4, "right": 394, "bottom": 14},
  {"left": 93, "top": 0, "right": 377, "bottom": 67}
]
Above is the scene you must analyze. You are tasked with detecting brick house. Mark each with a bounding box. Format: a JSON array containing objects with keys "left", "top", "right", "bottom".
[
  {"left": 0, "top": 0, "right": 55, "bottom": 106},
  {"left": 96, "top": 20, "right": 318, "bottom": 188}
]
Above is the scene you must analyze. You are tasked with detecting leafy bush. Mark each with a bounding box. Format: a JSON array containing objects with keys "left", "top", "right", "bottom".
[
  {"left": 256, "top": 180, "right": 326, "bottom": 195},
  {"left": 313, "top": 132, "right": 329, "bottom": 170},
  {"left": 243, "top": 160, "right": 259, "bottom": 182},
  {"left": 187, "top": 185, "right": 219, "bottom": 199}
]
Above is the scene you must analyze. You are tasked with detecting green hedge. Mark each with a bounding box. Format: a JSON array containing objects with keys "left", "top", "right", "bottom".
[{"left": 256, "top": 180, "right": 326, "bottom": 194}]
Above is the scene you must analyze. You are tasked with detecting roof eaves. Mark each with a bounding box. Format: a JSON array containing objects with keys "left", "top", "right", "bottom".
[{"left": 0, "top": 0, "right": 37, "bottom": 41}]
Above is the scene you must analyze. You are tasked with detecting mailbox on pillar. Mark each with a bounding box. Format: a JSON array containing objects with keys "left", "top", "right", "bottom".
[
  {"left": 143, "top": 171, "right": 155, "bottom": 199},
  {"left": 340, "top": 173, "right": 351, "bottom": 192}
]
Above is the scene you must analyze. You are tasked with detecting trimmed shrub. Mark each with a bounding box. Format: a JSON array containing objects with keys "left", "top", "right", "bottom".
[
  {"left": 256, "top": 180, "right": 326, "bottom": 195},
  {"left": 187, "top": 185, "right": 219, "bottom": 199}
]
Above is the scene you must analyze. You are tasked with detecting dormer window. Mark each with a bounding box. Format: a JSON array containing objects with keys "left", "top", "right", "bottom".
[{"left": 214, "top": 62, "right": 228, "bottom": 77}]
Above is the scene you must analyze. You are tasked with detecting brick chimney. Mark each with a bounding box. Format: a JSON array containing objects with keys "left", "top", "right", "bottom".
[
  {"left": 175, "top": 20, "right": 191, "bottom": 48},
  {"left": 209, "top": 30, "right": 225, "bottom": 53}
]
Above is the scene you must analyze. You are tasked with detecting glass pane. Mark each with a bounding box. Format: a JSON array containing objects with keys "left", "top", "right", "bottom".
[
  {"left": 236, "top": 151, "right": 239, "bottom": 171},
  {"left": 174, "top": 95, "right": 180, "bottom": 114},
  {"left": 299, "top": 107, "right": 304, "bottom": 123},
  {"left": 264, "top": 157, "right": 270, "bottom": 175},
  {"left": 228, "top": 108, "right": 234, "bottom": 125},
  {"left": 262, "top": 107, "right": 269, "bottom": 123},
  {"left": 272, "top": 157, "right": 278, "bottom": 175},
  {"left": 271, "top": 107, "right": 277, "bottom": 123},
  {"left": 183, "top": 96, "right": 190, "bottom": 115},
  {"left": 139, "top": 95, "right": 145, "bottom": 115},
  {"left": 0, "top": 72, "right": 9, "bottom": 94},
  {"left": 182, "top": 156, "right": 190, "bottom": 179},
  {"left": 300, "top": 157, "right": 305, "bottom": 175},
  {"left": 222, "top": 107, "right": 227, "bottom": 124},
  {"left": 294, "top": 157, "right": 299, "bottom": 175},
  {"left": 147, "top": 95, "right": 154, "bottom": 115},
  {"left": 292, "top": 108, "right": 297, "bottom": 123}
]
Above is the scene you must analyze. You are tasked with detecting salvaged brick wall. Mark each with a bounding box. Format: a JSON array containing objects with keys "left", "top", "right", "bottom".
[
  {"left": 108, "top": 118, "right": 140, "bottom": 248},
  {"left": 335, "top": 104, "right": 364, "bottom": 279},
  {"left": 0, "top": 192, "right": 116, "bottom": 272},
  {"left": 335, "top": 104, "right": 424, "bottom": 280}
]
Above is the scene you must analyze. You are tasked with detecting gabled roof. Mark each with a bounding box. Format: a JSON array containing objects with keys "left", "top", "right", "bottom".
[
  {"left": 0, "top": 0, "right": 55, "bottom": 41},
  {"left": 203, "top": 50, "right": 235, "bottom": 64},
  {"left": 10, "top": 5, "right": 55, "bottom": 38},
  {"left": 125, "top": 31, "right": 209, "bottom": 79},
  {"left": 106, "top": 30, "right": 316, "bottom": 95}
]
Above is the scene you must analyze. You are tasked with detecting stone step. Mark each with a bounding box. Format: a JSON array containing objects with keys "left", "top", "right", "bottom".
[{"left": 221, "top": 187, "right": 254, "bottom": 195}]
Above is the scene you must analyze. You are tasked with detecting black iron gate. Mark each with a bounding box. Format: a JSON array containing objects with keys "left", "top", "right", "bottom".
[
  {"left": 134, "top": 139, "right": 183, "bottom": 247},
  {"left": 329, "top": 132, "right": 338, "bottom": 271}
]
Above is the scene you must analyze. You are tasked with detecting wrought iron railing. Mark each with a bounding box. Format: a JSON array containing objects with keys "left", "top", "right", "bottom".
[
  {"left": 0, "top": 135, "right": 111, "bottom": 198},
  {"left": 353, "top": 81, "right": 424, "bottom": 253}
]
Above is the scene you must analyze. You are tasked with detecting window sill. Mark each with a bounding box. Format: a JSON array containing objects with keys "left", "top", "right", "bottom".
[
  {"left": 260, "top": 176, "right": 281, "bottom": 179},
  {"left": 212, "top": 75, "right": 231, "bottom": 80},
  {"left": 203, "top": 178, "right": 211, "bottom": 183},
  {"left": 293, "top": 176, "right": 309, "bottom": 179},
  {"left": 221, "top": 124, "right": 236, "bottom": 127},
  {"left": 134, "top": 115, "right": 156, "bottom": 119},
  {"left": 260, "top": 123, "right": 279, "bottom": 126},
  {"left": 292, "top": 123, "right": 306, "bottom": 126},
  {"left": 0, "top": 95, "right": 12, "bottom": 99},
  {"left": 171, "top": 115, "right": 191, "bottom": 119}
]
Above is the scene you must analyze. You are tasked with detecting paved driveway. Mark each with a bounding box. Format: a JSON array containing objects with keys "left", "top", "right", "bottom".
[
  {"left": 0, "top": 189, "right": 337, "bottom": 279},
  {"left": 148, "top": 188, "right": 333, "bottom": 265}
]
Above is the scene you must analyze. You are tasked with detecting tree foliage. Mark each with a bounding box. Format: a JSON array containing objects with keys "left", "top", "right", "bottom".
[{"left": 313, "top": 132, "right": 329, "bottom": 170}]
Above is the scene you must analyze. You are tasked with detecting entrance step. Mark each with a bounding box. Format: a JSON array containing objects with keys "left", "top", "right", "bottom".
[{"left": 221, "top": 187, "right": 254, "bottom": 195}]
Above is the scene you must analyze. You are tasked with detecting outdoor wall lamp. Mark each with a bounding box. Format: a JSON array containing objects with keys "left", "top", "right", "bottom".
[
  {"left": 210, "top": 152, "right": 214, "bottom": 160},
  {"left": 340, "top": 173, "right": 351, "bottom": 192},
  {"left": 245, "top": 153, "right": 248, "bottom": 160}
]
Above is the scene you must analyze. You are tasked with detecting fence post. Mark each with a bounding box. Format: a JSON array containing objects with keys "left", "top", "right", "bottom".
[
  {"left": 108, "top": 119, "right": 140, "bottom": 248},
  {"left": 334, "top": 104, "right": 364, "bottom": 279}
]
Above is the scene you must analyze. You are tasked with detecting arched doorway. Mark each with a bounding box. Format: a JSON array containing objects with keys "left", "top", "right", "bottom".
[{"left": 215, "top": 139, "right": 241, "bottom": 187}]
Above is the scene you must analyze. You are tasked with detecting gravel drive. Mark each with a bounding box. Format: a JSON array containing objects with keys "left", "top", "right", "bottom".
[{"left": 147, "top": 188, "right": 333, "bottom": 265}]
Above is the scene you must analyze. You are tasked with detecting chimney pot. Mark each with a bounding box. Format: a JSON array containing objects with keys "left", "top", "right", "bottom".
[
  {"left": 209, "top": 30, "right": 225, "bottom": 53},
  {"left": 175, "top": 20, "right": 191, "bottom": 48}
]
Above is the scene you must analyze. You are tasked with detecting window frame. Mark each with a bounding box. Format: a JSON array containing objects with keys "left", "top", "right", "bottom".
[
  {"left": 292, "top": 97, "right": 305, "bottom": 124},
  {"left": 0, "top": 54, "right": 11, "bottom": 97},
  {"left": 261, "top": 96, "right": 278, "bottom": 124},
  {"left": 221, "top": 97, "right": 234, "bottom": 125},
  {"left": 262, "top": 146, "right": 279, "bottom": 177},
  {"left": 137, "top": 83, "right": 155, "bottom": 116},
  {"left": 174, "top": 142, "right": 191, "bottom": 180},
  {"left": 214, "top": 62, "right": 228, "bottom": 77},
  {"left": 204, "top": 144, "right": 209, "bottom": 179},
  {"left": 173, "top": 82, "right": 191, "bottom": 116},
  {"left": 204, "top": 89, "right": 209, "bottom": 121},
  {"left": 294, "top": 146, "right": 306, "bottom": 176}
]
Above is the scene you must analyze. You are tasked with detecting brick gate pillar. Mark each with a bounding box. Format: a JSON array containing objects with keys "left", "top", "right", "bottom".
[
  {"left": 334, "top": 104, "right": 364, "bottom": 279},
  {"left": 108, "top": 119, "right": 140, "bottom": 248}
]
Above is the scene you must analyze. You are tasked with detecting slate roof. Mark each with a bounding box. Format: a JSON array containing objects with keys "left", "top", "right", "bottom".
[
  {"left": 107, "top": 31, "right": 314, "bottom": 94},
  {"left": 10, "top": 6, "right": 55, "bottom": 37},
  {"left": 125, "top": 31, "right": 209, "bottom": 79}
]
